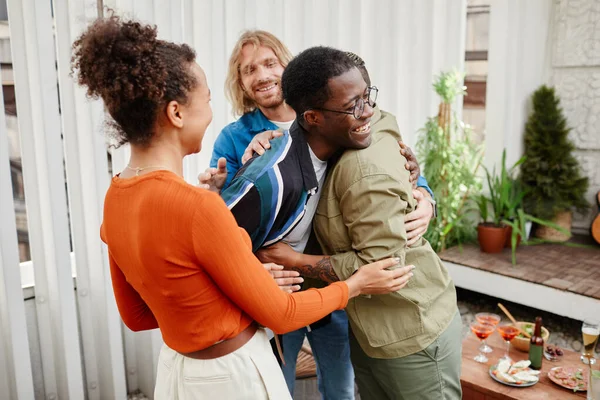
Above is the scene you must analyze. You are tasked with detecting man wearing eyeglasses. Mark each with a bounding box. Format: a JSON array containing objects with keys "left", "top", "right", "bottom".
[
  {"left": 254, "top": 47, "right": 461, "bottom": 400},
  {"left": 207, "top": 31, "right": 436, "bottom": 400}
]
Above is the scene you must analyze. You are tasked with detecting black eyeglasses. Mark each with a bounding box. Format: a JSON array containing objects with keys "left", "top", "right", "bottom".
[{"left": 312, "top": 86, "right": 378, "bottom": 120}]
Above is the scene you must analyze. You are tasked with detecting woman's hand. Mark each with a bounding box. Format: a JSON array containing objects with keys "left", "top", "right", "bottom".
[
  {"left": 256, "top": 241, "right": 301, "bottom": 269},
  {"left": 263, "top": 263, "right": 304, "bottom": 293},
  {"left": 197, "top": 157, "right": 227, "bottom": 193},
  {"left": 241, "top": 130, "right": 284, "bottom": 164},
  {"left": 345, "top": 258, "right": 414, "bottom": 297},
  {"left": 405, "top": 189, "right": 434, "bottom": 246},
  {"left": 398, "top": 142, "right": 420, "bottom": 188}
]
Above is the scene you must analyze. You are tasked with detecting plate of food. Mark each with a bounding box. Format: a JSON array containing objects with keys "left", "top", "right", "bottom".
[
  {"left": 548, "top": 366, "right": 587, "bottom": 392},
  {"left": 489, "top": 359, "right": 540, "bottom": 388}
]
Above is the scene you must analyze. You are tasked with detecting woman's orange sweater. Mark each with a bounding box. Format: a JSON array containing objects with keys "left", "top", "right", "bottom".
[{"left": 100, "top": 171, "right": 348, "bottom": 353}]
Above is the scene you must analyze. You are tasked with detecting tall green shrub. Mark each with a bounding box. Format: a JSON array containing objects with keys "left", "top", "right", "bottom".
[
  {"left": 519, "top": 86, "right": 589, "bottom": 220},
  {"left": 417, "top": 71, "right": 483, "bottom": 252}
]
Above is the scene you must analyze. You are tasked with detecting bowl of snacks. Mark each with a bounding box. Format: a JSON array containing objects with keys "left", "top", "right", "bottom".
[
  {"left": 512, "top": 322, "right": 550, "bottom": 352},
  {"left": 544, "top": 344, "right": 564, "bottom": 361}
]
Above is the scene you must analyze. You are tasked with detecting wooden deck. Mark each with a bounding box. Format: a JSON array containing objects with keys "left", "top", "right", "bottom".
[
  {"left": 439, "top": 242, "right": 600, "bottom": 322},
  {"left": 439, "top": 243, "right": 600, "bottom": 299}
]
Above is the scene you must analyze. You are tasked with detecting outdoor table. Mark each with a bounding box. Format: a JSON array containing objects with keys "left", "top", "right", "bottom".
[{"left": 462, "top": 330, "right": 588, "bottom": 399}]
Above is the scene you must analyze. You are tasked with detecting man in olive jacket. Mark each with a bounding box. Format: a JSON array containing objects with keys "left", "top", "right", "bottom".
[
  {"left": 256, "top": 48, "right": 461, "bottom": 399},
  {"left": 313, "top": 105, "right": 462, "bottom": 399},
  {"left": 311, "top": 54, "right": 461, "bottom": 399}
]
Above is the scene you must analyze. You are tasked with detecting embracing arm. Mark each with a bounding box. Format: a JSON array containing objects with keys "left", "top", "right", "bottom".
[
  {"left": 256, "top": 243, "right": 340, "bottom": 283},
  {"left": 192, "top": 192, "right": 348, "bottom": 333},
  {"left": 317, "top": 172, "right": 414, "bottom": 281}
]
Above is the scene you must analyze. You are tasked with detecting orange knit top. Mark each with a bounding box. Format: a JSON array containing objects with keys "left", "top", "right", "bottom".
[{"left": 100, "top": 171, "right": 348, "bottom": 353}]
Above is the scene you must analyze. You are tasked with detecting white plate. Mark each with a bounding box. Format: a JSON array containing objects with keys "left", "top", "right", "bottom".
[{"left": 489, "top": 364, "right": 539, "bottom": 388}]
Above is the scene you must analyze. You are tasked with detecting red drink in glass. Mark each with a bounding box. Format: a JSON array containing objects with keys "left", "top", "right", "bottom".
[
  {"left": 470, "top": 323, "right": 496, "bottom": 363},
  {"left": 475, "top": 313, "right": 501, "bottom": 353},
  {"left": 471, "top": 324, "right": 494, "bottom": 340},
  {"left": 497, "top": 325, "right": 519, "bottom": 341},
  {"left": 476, "top": 313, "right": 501, "bottom": 326},
  {"left": 497, "top": 323, "right": 520, "bottom": 362}
]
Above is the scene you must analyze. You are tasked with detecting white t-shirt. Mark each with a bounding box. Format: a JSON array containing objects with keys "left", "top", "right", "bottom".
[
  {"left": 283, "top": 146, "right": 327, "bottom": 253},
  {"left": 269, "top": 119, "right": 294, "bottom": 131}
]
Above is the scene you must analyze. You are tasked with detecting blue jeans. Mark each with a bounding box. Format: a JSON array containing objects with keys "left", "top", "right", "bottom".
[{"left": 281, "top": 310, "right": 355, "bottom": 399}]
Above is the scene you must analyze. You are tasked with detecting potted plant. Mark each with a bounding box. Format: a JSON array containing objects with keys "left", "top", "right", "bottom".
[
  {"left": 416, "top": 70, "right": 483, "bottom": 252},
  {"left": 478, "top": 150, "right": 570, "bottom": 264},
  {"left": 476, "top": 150, "right": 524, "bottom": 254},
  {"left": 519, "top": 86, "right": 590, "bottom": 241}
]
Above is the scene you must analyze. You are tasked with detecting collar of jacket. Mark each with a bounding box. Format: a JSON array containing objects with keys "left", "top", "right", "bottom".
[
  {"left": 245, "top": 108, "right": 279, "bottom": 134},
  {"left": 289, "top": 120, "right": 319, "bottom": 195}
]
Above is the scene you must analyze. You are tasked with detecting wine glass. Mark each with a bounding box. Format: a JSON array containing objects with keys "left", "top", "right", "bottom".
[
  {"left": 471, "top": 322, "right": 496, "bottom": 363},
  {"left": 476, "top": 313, "right": 501, "bottom": 353},
  {"left": 582, "top": 319, "right": 599, "bottom": 365},
  {"left": 496, "top": 322, "right": 520, "bottom": 362}
]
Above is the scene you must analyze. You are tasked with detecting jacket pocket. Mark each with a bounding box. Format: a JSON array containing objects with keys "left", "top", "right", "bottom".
[
  {"left": 315, "top": 196, "right": 351, "bottom": 252},
  {"left": 350, "top": 292, "right": 424, "bottom": 348}
]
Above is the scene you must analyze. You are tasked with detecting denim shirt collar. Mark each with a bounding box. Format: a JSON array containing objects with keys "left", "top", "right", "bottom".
[{"left": 246, "top": 108, "right": 279, "bottom": 134}]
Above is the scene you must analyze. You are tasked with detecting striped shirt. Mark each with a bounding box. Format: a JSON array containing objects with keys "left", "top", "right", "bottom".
[{"left": 220, "top": 121, "right": 318, "bottom": 252}]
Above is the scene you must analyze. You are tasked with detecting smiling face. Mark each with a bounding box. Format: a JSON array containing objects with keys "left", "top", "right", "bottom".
[
  {"left": 316, "top": 67, "right": 374, "bottom": 150},
  {"left": 238, "top": 44, "right": 285, "bottom": 112}
]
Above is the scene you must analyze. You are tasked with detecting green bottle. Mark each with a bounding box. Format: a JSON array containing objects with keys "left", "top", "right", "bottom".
[{"left": 528, "top": 317, "right": 544, "bottom": 370}]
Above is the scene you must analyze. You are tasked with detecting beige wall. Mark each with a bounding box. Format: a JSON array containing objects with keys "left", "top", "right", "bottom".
[{"left": 549, "top": 0, "right": 600, "bottom": 233}]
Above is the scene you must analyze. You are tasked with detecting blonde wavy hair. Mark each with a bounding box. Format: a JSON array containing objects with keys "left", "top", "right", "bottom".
[{"left": 225, "top": 30, "right": 293, "bottom": 116}]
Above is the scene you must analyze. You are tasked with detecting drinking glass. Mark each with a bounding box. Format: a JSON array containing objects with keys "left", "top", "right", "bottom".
[
  {"left": 582, "top": 320, "right": 599, "bottom": 365},
  {"left": 496, "top": 323, "right": 520, "bottom": 362},
  {"left": 471, "top": 322, "right": 496, "bottom": 363},
  {"left": 475, "top": 313, "right": 501, "bottom": 353}
]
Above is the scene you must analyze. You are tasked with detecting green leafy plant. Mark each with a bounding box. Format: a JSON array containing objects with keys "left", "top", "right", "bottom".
[
  {"left": 481, "top": 150, "right": 526, "bottom": 226},
  {"left": 417, "top": 70, "right": 483, "bottom": 252},
  {"left": 519, "top": 85, "right": 589, "bottom": 220},
  {"left": 478, "top": 149, "right": 570, "bottom": 264}
]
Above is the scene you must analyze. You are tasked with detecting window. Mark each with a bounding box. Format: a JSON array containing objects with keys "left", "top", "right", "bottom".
[{"left": 464, "top": 0, "right": 490, "bottom": 143}]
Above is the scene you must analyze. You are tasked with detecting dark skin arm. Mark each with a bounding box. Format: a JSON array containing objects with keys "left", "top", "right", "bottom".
[{"left": 256, "top": 242, "right": 340, "bottom": 283}]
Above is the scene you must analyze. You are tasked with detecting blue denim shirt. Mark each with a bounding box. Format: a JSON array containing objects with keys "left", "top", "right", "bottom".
[
  {"left": 211, "top": 109, "right": 279, "bottom": 189},
  {"left": 211, "top": 108, "right": 433, "bottom": 196}
]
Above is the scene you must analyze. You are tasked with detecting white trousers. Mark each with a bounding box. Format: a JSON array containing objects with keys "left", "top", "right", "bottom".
[{"left": 154, "top": 328, "right": 292, "bottom": 400}]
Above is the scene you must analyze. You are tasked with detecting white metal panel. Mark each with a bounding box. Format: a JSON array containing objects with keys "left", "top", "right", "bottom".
[
  {"left": 52, "top": 0, "right": 128, "bottom": 398},
  {"left": 6, "top": 0, "right": 85, "bottom": 398},
  {"left": 484, "top": 0, "right": 552, "bottom": 170},
  {"left": 0, "top": 67, "right": 35, "bottom": 400}
]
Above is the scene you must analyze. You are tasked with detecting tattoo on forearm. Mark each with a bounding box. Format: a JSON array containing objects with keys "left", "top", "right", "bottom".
[{"left": 290, "top": 257, "right": 340, "bottom": 283}]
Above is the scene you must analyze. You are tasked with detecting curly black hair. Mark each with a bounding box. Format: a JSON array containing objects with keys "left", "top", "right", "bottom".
[
  {"left": 345, "top": 51, "right": 371, "bottom": 86},
  {"left": 71, "top": 12, "right": 197, "bottom": 147},
  {"left": 282, "top": 46, "right": 357, "bottom": 116}
]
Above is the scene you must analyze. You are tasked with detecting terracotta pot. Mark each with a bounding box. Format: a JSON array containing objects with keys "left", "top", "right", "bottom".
[
  {"left": 478, "top": 223, "right": 509, "bottom": 253},
  {"left": 504, "top": 226, "right": 522, "bottom": 248},
  {"left": 535, "top": 210, "right": 572, "bottom": 242}
]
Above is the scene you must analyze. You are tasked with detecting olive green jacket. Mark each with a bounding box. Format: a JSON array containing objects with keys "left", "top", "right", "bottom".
[{"left": 314, "top": 108, "right": 458, "bottom": 359}]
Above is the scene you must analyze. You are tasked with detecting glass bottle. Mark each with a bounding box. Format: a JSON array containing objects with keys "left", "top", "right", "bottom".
[{"left": 529, "top": 317, "right": 544, "bottom": 370}]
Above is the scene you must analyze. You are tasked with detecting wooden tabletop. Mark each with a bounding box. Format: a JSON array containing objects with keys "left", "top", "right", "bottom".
[{"left": 462, "top": 331, "right": 588, "bottom": 399}]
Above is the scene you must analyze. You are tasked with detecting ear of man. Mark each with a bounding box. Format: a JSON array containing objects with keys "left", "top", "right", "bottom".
[{"left": 302, "top": 110, "right": 320, "bottom": 127}]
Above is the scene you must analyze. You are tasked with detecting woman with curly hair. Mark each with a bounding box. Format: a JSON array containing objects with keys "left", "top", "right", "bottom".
[{"left": 71, "top": 13, "right": 413, "bottom": 399}]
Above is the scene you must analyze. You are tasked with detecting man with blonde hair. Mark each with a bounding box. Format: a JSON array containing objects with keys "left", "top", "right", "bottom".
[
  {"left": 211, "top": 30, "right": 357, "bottom": 400},
  {"left": 212, "top": 30, "right": 296, "bottom": 188}
]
